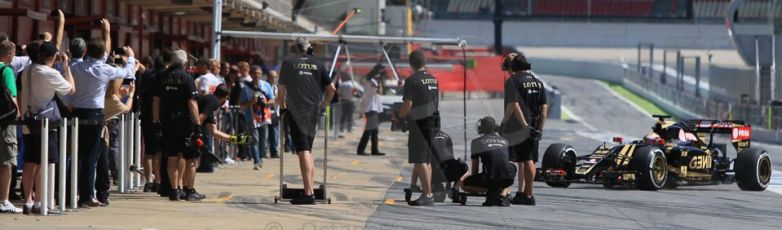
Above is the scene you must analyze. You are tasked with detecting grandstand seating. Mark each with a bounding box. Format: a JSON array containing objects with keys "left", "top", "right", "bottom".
[{"left": 693, "top": 0, "right": 780, "bottom": 20}]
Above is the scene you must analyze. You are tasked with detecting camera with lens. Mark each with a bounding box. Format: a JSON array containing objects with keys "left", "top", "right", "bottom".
[{"left": 390, "top": 102, "right": 407, "bottom": 132}]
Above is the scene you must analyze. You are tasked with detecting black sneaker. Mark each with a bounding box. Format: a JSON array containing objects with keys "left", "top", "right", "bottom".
[
  {"left": 290, "top": 195, "right": 316, "bottom": 205},
  {"left": 22, "top": 205, "right": 32, "bottom": 215},
  {"left": 371, "top": 152, "right": 386, "bottom": 156},
  {"left": 151, "top": 183, "right": 159, "bottom": 193},
  {"left": 510, "top": 193, "right": 535, "bottom": 206},
  {"left": 179, "top": 189, "right": 188, "bottom": 200},
  {"left": 357, "top": 152, "right": 369, "bottom": 156},
  {"left": 186, "top": 190, "right": 204, "bottom": 201},
  {"left": 497, "top": 196, "right": 511, "bottom": 207},
  {"left": 270, "top": 154, "right": 279, "bottom": 159},
  {"left": 189, "top": 189, "right": 206, "bottom": 199},
  {"left": 143, "top": 183, "right": 152, "bottom": 192},
  {"left": 409, "top": 196, "right": 434, "bottom": 206},
  {"left": 169, "top": 189, "right": 181, "bottom": 201}
]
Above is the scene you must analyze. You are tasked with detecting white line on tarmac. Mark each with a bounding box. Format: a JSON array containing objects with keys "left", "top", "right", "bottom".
[{"left": 769, "top": 170, "right": 782, "bottom": 196}]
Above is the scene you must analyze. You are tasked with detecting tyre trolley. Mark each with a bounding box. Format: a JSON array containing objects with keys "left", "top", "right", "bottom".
[{"left": 274, "top": 114, "right": 332, "bottom": 204}]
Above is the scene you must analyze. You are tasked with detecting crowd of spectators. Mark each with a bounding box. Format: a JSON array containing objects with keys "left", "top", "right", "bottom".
[{"left": 0, "top": 13, "right": 288, "bottom": 214}]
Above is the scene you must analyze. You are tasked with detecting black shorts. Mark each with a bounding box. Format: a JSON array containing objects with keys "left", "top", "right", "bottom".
[
  {"left": 463, "top": 174, "right": 514, "bottom": 190},
  {"left": 408, "top": 117, "right": 437, "bottom": 164},
  {"left": 161, "top": 124, "right": 195, "bottom": 159},
  {"left": 509, "top": 138, "right": 539, "bottom": 162},
  {"left": 286, "top": 113, "right": 317, "bottom": 153},
  {"left": 22, "top": 132, "right": 59, "bottom": 164},
  {"left": 141, "top": 123, "right": 161, "bottom": 156}
]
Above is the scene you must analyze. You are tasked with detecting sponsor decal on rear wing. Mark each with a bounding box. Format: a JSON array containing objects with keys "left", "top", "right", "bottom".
[{"left": 731, "top": 126, "right": 752, "bottom": 141}]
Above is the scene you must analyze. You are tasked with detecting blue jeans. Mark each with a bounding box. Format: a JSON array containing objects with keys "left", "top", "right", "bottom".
[
  {"left": 249, "top": 124, "right": 263, "bottom": 165},
  {"left": 74, "top": 108, "right": 104, "bottom": 203},
  {"left": 255, "top": 125, "right": 269, "bottom": 158},
  {"left": 268, "top": 116, "right": 279, "bottom": 156}
]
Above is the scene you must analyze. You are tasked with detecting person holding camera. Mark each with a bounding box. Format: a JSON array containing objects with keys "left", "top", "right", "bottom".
[
  {"left": 278, "top": 37, "right": 336, "bottom": 205},
  {"left": 459, "top": 116, "right": 516, "bottom": 207},
  {"left": 357, "top": 64, "right": 385, "bottom": 156},
  {"left": 500, "top": 53, "right": 547, "bottom": 206},
  {"left": 70, "top": 19, "right": 137, "bottom": 207},
  {"left": 396, "top": 50, "right": 440, "bottom": 206},
  {"left": 18, "top": 41, "right": 75, "bottom": 214}
]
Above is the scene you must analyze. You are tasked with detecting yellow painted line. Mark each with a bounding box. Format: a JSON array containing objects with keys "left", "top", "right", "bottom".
[
  {"left": 384, "top": 199, "right": 395, "bottom": 205},
  {"left": 351, "top": 160, "right": 360, "bottom": 165},
  {"left": 395, "top": 176, "right": 404, "bottom": 182},
  {"left": 216, "top": 194, "right": 233, "bottom": 203},
  {"left": 265, "top": 173, "right": 275, "bottom": 179},
  {"left": 331, "top": 172, "right": 346, "bottom": 180}
]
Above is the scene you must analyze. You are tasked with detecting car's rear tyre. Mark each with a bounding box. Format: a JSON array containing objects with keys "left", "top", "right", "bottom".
[
  {"left": 735, "top": 148, "right": 772, "bottom": 191},
  {"left": 542, "top": 143, "right": 577, "bottom": 188},
  {"left": 632, "top": 146, "right": 667, "bottom": 191}
]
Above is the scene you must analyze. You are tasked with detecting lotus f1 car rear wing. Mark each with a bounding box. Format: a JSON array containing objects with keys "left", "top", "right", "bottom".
[{"left": 686, "top": 120, "right": 752, "bottom": 152}]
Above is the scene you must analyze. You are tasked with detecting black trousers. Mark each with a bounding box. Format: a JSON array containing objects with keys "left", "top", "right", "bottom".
[
  {"left": 74, "top": 108, "right": 104, "bottom": 203},
  {"left": 95, "top": 138, "right": 110, "bottom": 202},
  {"left": 357, "top": 112, "right": 379, "bottom": 154}
]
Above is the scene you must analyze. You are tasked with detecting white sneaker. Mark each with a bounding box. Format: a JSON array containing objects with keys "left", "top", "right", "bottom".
[
  {"left": 224, "top": 157, "right": 236, "bottom": 165},
  {"left": 0, "top": 201, "right": 22, "bottom": 214}
]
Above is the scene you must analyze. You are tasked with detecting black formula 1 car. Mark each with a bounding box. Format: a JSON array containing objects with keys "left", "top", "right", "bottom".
[{"left": 538, "top": 115, "right": 773, "bottom": 191}]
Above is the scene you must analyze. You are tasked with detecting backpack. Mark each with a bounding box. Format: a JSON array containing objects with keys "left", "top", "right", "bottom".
[{"left": 0, "top": 66, "right": 18, "bottom": 124}]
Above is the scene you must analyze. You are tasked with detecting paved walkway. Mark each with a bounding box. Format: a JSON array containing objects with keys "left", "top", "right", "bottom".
[{"left": 0, "top": 124, "right": 410, "bottom": 230}]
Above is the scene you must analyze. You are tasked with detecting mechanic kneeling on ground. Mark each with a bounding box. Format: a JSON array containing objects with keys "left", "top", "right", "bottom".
[{"left": 459, "top": 116, "right": 516, "bottom": 207}]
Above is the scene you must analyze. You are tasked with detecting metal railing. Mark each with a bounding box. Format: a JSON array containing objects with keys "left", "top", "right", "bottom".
[{"left": 629, "top": 42, "right": 782, "bottom": 130}]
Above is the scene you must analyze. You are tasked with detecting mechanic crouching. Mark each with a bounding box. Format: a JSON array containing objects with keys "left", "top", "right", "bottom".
[{"left": 459, "top": 117, "right": 516, "bottom": 206}]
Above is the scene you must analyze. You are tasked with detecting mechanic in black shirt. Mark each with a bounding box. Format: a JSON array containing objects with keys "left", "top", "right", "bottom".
[
  {"left": 278, "top": 37, "right": 336, "bottom": 205},
  {"left": 152, "top": 50, "right": 201, "bottom": 201},
  {"left": 179, "top": 83, "right": 251, "bottom": 201},
  {"left": 139, "top": 55, "right": 167, "bottom": 193},
  {"left": 397, "top": 50, "right": 440, "bottom": 206},
  {"left": 501, "top": 53, "right": 548, "bottom": 206},
  {"left": 459, "top": 117, "right": 516, "bottom": 207}
]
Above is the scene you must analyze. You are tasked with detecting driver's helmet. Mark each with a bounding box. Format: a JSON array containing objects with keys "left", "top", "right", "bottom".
[{"left": 643, "top": 132, "right": 661, "bottom": 144}]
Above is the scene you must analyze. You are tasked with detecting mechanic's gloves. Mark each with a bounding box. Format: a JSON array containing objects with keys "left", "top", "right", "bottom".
[
  {"left": 229, "top": 134, "right": 252, "bottom": 144},
  {"left": 530, "top": 127, "right": 543, "bottom": 141},
  {"left": 153, "top": 122, "right": 163, "bottom": 140}
]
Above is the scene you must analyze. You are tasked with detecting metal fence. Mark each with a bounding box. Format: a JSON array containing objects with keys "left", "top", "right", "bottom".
[{"left": 630, "top": 43, "right": 782, "bottom": 130}]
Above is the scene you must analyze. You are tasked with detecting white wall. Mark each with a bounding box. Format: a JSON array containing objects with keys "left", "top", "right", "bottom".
[{"left": 423, "top": 20, "right": 734, "bottom": 49}]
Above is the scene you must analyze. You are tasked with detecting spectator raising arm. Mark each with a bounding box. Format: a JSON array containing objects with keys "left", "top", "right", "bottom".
[{"left": 54, "top": 10, "right": 64, "bottom": 51}]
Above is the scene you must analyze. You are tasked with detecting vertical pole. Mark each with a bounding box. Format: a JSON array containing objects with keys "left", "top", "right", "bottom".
[
  {"left": 135, "top": 113, "right": 142, "bottom": 186},
  {"left": 40, "top": 119, "right": 48, "bottom": 215},
  {"left": 212, "top": 0, "right": 223, "bottom": 60},
  {"left": 70, "top": 118, "right": 78, "bottom": 209},
  {"left": 462, "top": 46, "right": 468, "bottom": 159},
  {"left": 676, "top": 50, "right": 682, "bottom": 90},
  {"left": 695, "top": 56, "right": 701, "bottom": 97},
  {"left": 58, "top": 118, "right": 67, "bottom": 212},
  {"left": 493, "top": 0, "right": 503, "bottom": 54},
  {"left": 127, "top": 114, "right": 134, "bottom": 189},
  {"left": 662, "top": 50, "right": 667, "bottom": 84},
  {"left": 48, "top": 163, "right": 54, "bottom": 210},
  {"left": 649, "top": 43, "right": 655, "bottom": 78},
  {"left": 756, "top": 37, "right": 762, "bottom": 103},
  {"left": 119, "top": 114, "right": 126, "bottom": 193},
  {"left": 637, "top": 44, "right": 642, "bottom": 73}
]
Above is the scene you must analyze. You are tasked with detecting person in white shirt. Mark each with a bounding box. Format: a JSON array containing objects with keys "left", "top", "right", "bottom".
[
  {"left": 357, "top": 66, "right": 386, "bottom": 156},
  {"left": 337, "top": 73, "right": 358, "bottom": 133},
  {"left": 195, "top": 58, "right": 223, "bottom": 95},
  {"left": 18, "top": 41, "right": 75, "bottom": 215}
]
